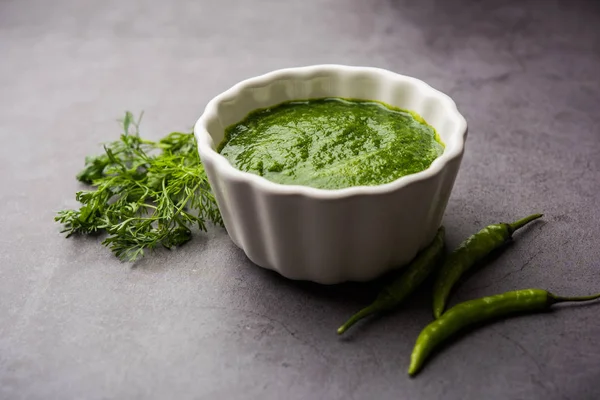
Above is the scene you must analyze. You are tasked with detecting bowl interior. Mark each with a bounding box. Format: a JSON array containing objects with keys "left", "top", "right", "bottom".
[{"left": 201, "top": 66, "right": 466, "bottom": 156}]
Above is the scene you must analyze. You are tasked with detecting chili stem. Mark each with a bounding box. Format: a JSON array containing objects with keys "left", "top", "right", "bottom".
[
  {"left": 552, "top": 293, "right": 600, "bottom": 303},
  {"left": 508, "top": 213, "right": 543, "bottom": 233}
]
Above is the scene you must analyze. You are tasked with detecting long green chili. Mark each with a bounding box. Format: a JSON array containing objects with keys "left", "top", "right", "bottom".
[
  {"left": 409, "top": 288, "right": 600, "bottom": 376},
  {"left": 432, "top": 214, "right": 543, "bottom": 318},
  {"left": 337, "top": 227, "right": 445, "bottom": 335}
]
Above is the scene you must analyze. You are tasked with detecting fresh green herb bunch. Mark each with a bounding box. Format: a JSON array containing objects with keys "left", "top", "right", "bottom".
[{"left": 55, "top": 112, "right": 222, "bottom": 261}]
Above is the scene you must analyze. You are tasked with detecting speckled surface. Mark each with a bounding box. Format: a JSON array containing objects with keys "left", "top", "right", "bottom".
[{"left": 1, "top": 0, "right": 600, "bottom": 399}]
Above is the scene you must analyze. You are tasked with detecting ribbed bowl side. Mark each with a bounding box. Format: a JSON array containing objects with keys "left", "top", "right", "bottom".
[{"left": 204, "top": 154, "right": 460, "bottom": 284}]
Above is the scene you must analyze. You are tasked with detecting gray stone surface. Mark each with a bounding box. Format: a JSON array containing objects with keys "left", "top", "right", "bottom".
[{"left": 1, "top": 0, "right": 600, "bottom": 399}]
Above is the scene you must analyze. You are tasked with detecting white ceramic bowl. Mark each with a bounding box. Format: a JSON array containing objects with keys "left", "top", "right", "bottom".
[{"left": 194, "top": 65, "right": 468, "bottom": 284}]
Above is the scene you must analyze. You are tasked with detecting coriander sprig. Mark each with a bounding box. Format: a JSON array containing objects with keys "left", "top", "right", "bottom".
[{"left": 55, "top": 112, "right": 222, "bottom": 262}]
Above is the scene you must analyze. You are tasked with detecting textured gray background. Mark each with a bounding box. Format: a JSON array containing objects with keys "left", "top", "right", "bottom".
[{"left": 1, "top": 0, "right": 600, "bottom": 399}]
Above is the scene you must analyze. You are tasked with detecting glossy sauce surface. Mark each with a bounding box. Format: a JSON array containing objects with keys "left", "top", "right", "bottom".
[{"left": 218, "top": 98, "right": 444, "bottom": 190}]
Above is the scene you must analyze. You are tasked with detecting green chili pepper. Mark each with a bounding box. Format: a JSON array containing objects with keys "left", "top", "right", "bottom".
[
  {"left": 337, "top": 227, "right": 446, "bottom": 335},
  {"left": 409, "top": 288, "right": 600, "bottom": 376},
  {"left": 432, "top": 213, "right": 543, "bottom": 319}
]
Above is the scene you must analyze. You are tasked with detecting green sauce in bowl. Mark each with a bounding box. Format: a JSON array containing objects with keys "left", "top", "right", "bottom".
[{"left": 218, "top": 97, "right": 444, "bottom": 190}]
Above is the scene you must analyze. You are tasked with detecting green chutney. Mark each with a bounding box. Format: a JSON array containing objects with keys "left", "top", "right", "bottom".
[{"left": 218, "top": 98, "right": 444, "bottom": 190}]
